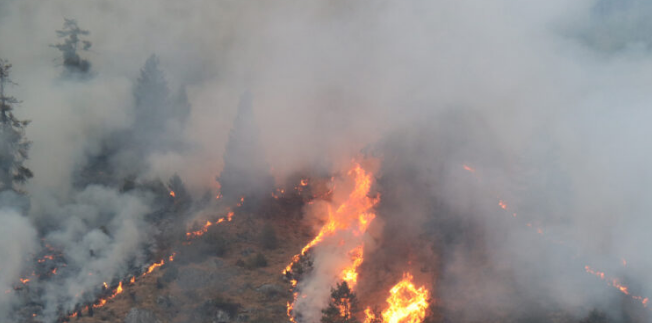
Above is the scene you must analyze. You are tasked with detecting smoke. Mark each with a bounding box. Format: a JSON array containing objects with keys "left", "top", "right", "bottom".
[
  {"left": 0, "top": 206, "right": 37, "bottom": 322},
  {"left": 0, "top": 0, "right": 652, "bottom": 321}
]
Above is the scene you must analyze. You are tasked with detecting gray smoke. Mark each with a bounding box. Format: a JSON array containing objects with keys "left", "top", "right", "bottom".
[{"left": 1, "top": 0, "right": 652, "bottom": 322}]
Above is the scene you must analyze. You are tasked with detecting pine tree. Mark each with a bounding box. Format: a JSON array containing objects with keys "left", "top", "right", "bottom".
[
  {"left": 0, "top": 60, "right": 32, "bottom": 192},
  {"left": 132, "top": 54, "right": 190, "bottom": 150},
  {"left": 321, "top": 281, "right": 360, "bottom": 323},
  {"left": 218, "top": 91, "right": 274, "bottom": 205},
  {"left": 50, "top": 18, "right": 92, "bottom": 76}
]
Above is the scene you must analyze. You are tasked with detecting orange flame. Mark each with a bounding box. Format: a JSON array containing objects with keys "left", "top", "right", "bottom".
[
  {"left": 585, "top": 265, "right": 648, "bottom": 306},
  {"left": 93, "top": 281, "right": 124, "bottom": 309},
  {"left": 285, "top": 162, "right": 379, "bottom": 321},
  {"left": 19, "top": 278, "right": 29, "bottom": 284},
  {"left": 169, "top": 191, "right": 176, "bottom": 197},
  {"left": 341, "top": 245, "right": 364, "bottom": 288},
  {"left": 365, "top": 273, "right": 429, "bottom": 323},
  {"left": 144, "top": 260, "right": 164, "bottom": 275}
]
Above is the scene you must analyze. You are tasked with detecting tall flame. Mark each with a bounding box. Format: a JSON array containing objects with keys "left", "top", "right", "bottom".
[{"left": 285, "top": 161, "right": 379, "bottom": 321}]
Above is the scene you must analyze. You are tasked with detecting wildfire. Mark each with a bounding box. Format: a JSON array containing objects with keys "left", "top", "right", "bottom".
[
  {"left": 584, "top": 265, "right": 648, "bottom": 306},
  {"left": 37, "top": 254, "right": 55, "bottom": 263},
  {"left": 284, "top": 161, "right": 379, "bottom": 321},
  {"left": 186, "top": 218, "right": 223, "bottom": 238},
  {"left": 169, "top": 190, "right": 176, "bottom": 197},
  {"left": 461, "top": 164, "right": 651, "bottom": 309},
  {"left": 341, "top": 245, "right": 364, "bottom": 288},
  {"left": 93, "top": 282, "right": 124, "bottom": 309},
  {"left": 144, "top": 260, "right": 165, "bottom": 275},
  {"left": 365, "top": 273, "right": 430, "bottom": 323},
  {"left": 19, "top": 278, "right": 29, "bottom": 284}
]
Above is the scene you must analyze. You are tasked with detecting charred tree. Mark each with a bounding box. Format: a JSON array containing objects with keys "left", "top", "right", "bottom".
[
  {"left": 50, "top": 18, "right": 92, "bottom": 77},
  {"left": 218, "top": 91, "right": 274, "bottom": 206},
  {"left": 321, "top": 281, "right": 360, "bottom": 323},
  {"left": 0, "top": 60, "right": 32, "bottom": 193}
]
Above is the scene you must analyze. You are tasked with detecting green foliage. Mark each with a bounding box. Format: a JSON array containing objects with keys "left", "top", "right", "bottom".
[
  {"left": 259, "top": 223, "right": 278, "bottom": 250},
  {"left": 0, "top": 60, "right": 32, "bottom": 193},
  {"left": 321, "top": 281, "right": 360, "bottom": 323}
]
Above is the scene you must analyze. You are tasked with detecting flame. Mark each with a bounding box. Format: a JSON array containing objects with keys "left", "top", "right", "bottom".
[
  {"left": 130, "top": 276, "right": 135, "bottom": 284},
  {"left": 38, "top": 255, "right": 55, "bottom": 263},
  {"left": 365, "top": 273, "right": 429, "bottom": 323},
  {"left": 169, "top": 191, "right": 176, "bottom": 197},
  {"left": 283, "top": 163, "right": 378, "bottom": 275},
  {"left": 227, "top": 211, "right": 234, "bottom": 221},
  {"left": 144, "top": 260, "right": 165, "bottom": 275},
  {"left": 287, "top": 292, "right": 298, "bottom": 323},
  {"left": 340, "top": 245, "right": 364, "bottom": 288},
  {"left": 93, "top": 281, "right": 124, "bottom": 309},
  {"left": 284, "top": 162, "right": 378, "bottom": 321},
  {"left": 51, "top": 268, "right": 57, "bottom": 275},
  {"left": 19, "top": 278, "right": 29, "bottom": 284},
  {"left": 300, "top": 178, "right": 309, "bottom": 186},
  {"left": 169, "top": 252, "right": 176, "bottom": 262},
  {"left": 462, "top": 164, "right": 650, "bottom": 309},
  {"left": 585, "top": 266, "right": 648, "bottom": 306}
]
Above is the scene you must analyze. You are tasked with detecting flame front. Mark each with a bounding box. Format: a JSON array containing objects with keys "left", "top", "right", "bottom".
[
  {"left": 285, "top": 161, "right": 379, "bottom": 321},
  {"left": 365, "top": 273, "right": 429, "bottom": 323}
]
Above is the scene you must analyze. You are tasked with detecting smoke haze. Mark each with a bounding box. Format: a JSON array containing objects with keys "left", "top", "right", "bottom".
[{"left": 1, "top": 0, "right": 652, "bottom": 322}]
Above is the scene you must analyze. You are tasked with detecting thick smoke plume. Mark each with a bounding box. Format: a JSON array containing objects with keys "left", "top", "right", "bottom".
[{"left": 1, "top": 0, "right": 652, "bottom": 322}]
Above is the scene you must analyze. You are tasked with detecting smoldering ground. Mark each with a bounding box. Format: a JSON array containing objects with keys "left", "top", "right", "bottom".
[{"left": 1, "top": 0, "right": 652, "bottom": 322}]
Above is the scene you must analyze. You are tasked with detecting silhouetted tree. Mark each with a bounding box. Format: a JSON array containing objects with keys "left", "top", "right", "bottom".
[
  {"left": 132, "top": 54, "right": 190, "bottom": 151},
  {"left": 50, "top": 18, "right": 92, "bottom": 76},
  {"left": 321, "top": 281, "right": 360, "bottom": 323},
  {"left": 0, "top": 60, "right": 32, "bottom": 192},
  {"left": 218, "top": 91, "right": 274, "bottom": 205}
]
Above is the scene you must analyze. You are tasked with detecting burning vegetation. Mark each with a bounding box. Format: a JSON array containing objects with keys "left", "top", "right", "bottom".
[{"left": 4, "top": 2, "right": 652, "bottom": 323}]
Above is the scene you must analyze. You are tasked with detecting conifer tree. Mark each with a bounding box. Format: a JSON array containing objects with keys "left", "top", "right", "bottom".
[
  {"left": 51, "top": 18, "right": 92, "bottom": 76},
  {"left": 133, "top": 54, "right": 190, "bottom": 150},
  {"left": 218, "top": 91, "right": 274, "bottom": 205},
  {"left": 321, "top": 281, "right": 360, "bottom": 323},
  {"left": 0, "top": 60, "right": 32, "bottom": 192}
]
